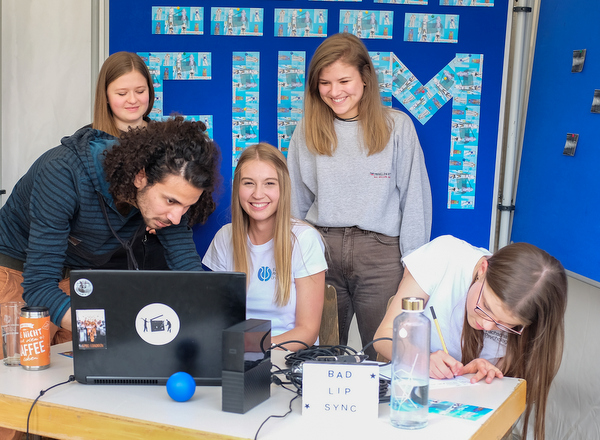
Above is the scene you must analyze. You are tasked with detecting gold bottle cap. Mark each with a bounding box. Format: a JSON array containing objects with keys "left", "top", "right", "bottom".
[{"left": 402, "top": 297, "right": 425, "bottom": 311}]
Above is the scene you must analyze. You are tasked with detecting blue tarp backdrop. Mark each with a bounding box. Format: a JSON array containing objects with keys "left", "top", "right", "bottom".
[
  {"left": 109, "top": 1, "right": 511, "bottom": 258},
  {"left": 512, "top": 0, "right": 600, "bottom": 282}
]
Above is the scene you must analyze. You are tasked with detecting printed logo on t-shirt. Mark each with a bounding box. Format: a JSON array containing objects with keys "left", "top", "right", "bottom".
[
  {"left": 370, "top": 172, "right": 391, "bottom": 179},
  {"left": 258, "top": 266, "right": 273, "bottom": 281},
  {"left": 484, "top": 330, "right": 508, "bottom": 346}
]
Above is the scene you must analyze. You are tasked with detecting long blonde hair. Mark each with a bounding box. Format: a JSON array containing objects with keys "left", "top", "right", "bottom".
[
  {"left": 304, "top": 32, "right": 392, "bottom": 156},
  {"left": 461, "top": 243, "right": 567, "bottom": 440},
  {"left": 231, "top": 144, "right": 293, "bottom": 306},
  {"left": 93, "top": 52, "right": 154, "bottom": 137}
]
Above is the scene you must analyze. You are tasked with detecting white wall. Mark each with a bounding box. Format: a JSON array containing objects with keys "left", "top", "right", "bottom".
[{"left": 1, "top": 1, "right": 92, "bottom": 203}]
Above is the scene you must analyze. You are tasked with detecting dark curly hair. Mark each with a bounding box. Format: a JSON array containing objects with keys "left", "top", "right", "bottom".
[{"left": 103, "top": 116, "right": 221, "bottom": 225}]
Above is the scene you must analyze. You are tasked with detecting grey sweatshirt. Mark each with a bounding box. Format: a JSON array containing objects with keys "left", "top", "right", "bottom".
[{"left": 288, "top": 109, "right": 432, "bottom": 256}]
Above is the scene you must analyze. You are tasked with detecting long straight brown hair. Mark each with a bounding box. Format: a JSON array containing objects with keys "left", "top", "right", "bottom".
[
  {"left": 304, "top": 32, "right": 392, "bottom": 156},
  {"left": 461, "top": 243, "right": 567, "bottom": 440},
  {"left": 92, "top": 52, "right": 154, "bottom": 137},
  {"left": 231, "top": 143, "right": 293, "bottom": 306}
]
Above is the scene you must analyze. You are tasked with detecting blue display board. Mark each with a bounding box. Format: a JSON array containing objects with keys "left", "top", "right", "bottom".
[
  {"left": 511, "top": 1, "right": 600, "bottom": 282},
  {"left": 109, "top": 1, "right": 510, "bottom": 258}
]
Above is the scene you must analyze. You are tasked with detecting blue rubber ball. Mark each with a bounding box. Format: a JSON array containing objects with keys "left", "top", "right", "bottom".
[{"left": 166, "top": 372, "right": 196, "bottom": 402}]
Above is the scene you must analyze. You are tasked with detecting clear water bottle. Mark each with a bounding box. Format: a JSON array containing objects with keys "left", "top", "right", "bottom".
[{"left": 390, "top": 297, "right": 431, "bottom": 429}]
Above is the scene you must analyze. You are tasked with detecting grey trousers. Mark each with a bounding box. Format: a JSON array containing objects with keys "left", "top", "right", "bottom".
[{"left": 317, "top": 226, "right": 403, "bottom": 361}]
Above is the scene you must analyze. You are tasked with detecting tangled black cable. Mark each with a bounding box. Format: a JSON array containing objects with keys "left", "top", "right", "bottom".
[
  {"left": 277, "top": 339, "right": 393, "bottom": 395},
  {"left": 281, "top": 344, "right": 360, "bottom": 394},
  {"left": 26, "top": 375, "right": 76, "bottom": 439},
  {"left": 284, "top": 344, "right": 358, "bottom": 364}
]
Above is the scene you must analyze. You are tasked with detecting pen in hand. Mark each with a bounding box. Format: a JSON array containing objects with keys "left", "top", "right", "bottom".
[
  {"left": 430, "top": 306, "right": 449, "bottom": 354},
  {"left": 430, "top": 306, "right": 455, "bottom": 378}
]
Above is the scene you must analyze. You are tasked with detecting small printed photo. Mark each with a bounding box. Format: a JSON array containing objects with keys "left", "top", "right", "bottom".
[
  {"left": 563, "top": 133, "right": 578, "bottom": 156},
  {"left": 152, "top": 6, "right": 203, "bottom": 35},
  {"left": 429, "top": 399, "right": 492, "bottom": 420},
  {"left": 76, "top": 309, "right": 107, "bottom": 350},
  {"left": 404, "top": 13, "right": 459, "bottom": 43},
  {"left": 440, "top": 0, "right": 494, "bottom": 6},
  {"left": 339, "top": 10, "right": 394, "bottom": 39},
  {"left": 275, "top": 9, "right": 328, "bottom": 38},
  {"left": 571, "top": 49, "right": 586, "bottom": 73},
  {"left": 211, "top": 7, "right": 263, "bottom": 36},
  {"left": 591, "top": 90, "right": 600, "bottom": 114},
  {"left": 376, "top": 0, "right": 427, "bottom": 4}
]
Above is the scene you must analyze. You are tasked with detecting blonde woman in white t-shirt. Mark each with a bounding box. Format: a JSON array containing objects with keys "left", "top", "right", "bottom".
[{"left": 203, "top": 144, "right": 327, "bottom": 352}]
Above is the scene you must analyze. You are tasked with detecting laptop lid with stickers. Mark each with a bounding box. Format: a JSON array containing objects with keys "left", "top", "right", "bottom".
[{"left": 69, "top": 270, "right": 246, "bottom": 385}]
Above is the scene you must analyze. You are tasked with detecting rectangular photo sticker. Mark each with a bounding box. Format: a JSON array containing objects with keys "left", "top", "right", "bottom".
[
  {"left": 376, "top": 0, "right": 427, "bottom": 4},
  {"left": 211, "top": 7, "right": 263, "bottom": 36},
  {"left": 278, "top": 51, "right": 306, "bottom": 156},
  {"left": 339, "top": 10, "right": 393, "bottom": 39},
  {"left": 563, "top": 133, "right": 578, "bottom": 156},
  {"left": 571, "top": 49, "right": 586, "bottom": 72},
  {"left": 152, "top": 6, "right": 203, "bottom": 35},
  {"left": 404, "top": 13, "right": 458, "bottom": 43},
  {"left": 275, "top": 9, "right": 328, "bottom": 37},
  {"left": 370, "top": 51, "right": 393, "bottom": 105},
  {"left": 232, "top": 52, "right": 260, "bottom": 175},
  {"left": 591, "top": 90, "right": 600, "bottom": 113},
  {"left": 76, "top": 309, "right": 107, "bottom": 350},
  {"left": 440, "top": 0, "right": 494, "bottom": 5}
]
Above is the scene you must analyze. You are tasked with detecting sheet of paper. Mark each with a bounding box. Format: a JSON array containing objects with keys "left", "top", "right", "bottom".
[
  {"left": 379, "top": 364, "right": 475, "bottom": 388},
  {"left": 430, "top": 375, "right": 474, "bottom": 389}
]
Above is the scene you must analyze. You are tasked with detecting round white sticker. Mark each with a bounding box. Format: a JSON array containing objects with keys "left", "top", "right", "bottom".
[
  {"left": 135, "top": 303, "right": 180, "bottom": 345},
  {"left": 74, "top": 279, "right": 94, "bottom": 297}
]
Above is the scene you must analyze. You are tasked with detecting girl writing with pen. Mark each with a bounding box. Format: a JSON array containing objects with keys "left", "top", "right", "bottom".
[{"left": 374, "top": 235, "right": 567, "bottom": 440}]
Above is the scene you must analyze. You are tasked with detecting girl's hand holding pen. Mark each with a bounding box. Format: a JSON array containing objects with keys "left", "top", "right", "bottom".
[{"left": 430, "top": 350, "right": 463, "bottom": 379}]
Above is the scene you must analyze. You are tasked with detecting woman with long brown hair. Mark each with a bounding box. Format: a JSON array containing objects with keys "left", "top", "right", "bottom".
[
  {"left": 92, "top": 51, "right": 154, "bottom": 136},
  {"left": 288, "top": 32, "right": 432, "bottom": 361},
  {"left": 374, "top": 235, "right": 568, "bottom": 440}
]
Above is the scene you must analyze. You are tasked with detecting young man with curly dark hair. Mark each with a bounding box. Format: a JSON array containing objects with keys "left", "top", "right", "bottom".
[{"left": 0, "top": 116, "right": 220, "bottom": 337}]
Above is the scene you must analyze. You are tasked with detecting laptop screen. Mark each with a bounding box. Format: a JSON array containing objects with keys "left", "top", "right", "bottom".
[{"left": 69, "top": 270, "right": 246, "bottom": 385}]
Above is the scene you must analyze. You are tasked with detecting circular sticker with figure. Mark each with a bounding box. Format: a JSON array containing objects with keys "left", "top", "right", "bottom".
[
  {"left": 74, "top": 279, "right": 94, "bottom": 297},
  {"left": 135, "top": 303, "right": 180, "bottom": 345}
]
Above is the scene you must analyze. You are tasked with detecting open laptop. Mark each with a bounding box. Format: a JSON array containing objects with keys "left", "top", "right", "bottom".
[{"left": 69, "top": 270, "right": 246, "bottom": 385}]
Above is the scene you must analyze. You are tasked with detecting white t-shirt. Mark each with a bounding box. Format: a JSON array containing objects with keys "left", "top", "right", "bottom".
[
  {"left": 202, "top": 221, "right": 327, "bottom": 336},
  {"left": 403, "top": 235, "right": 507, "bottom": 364}
]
